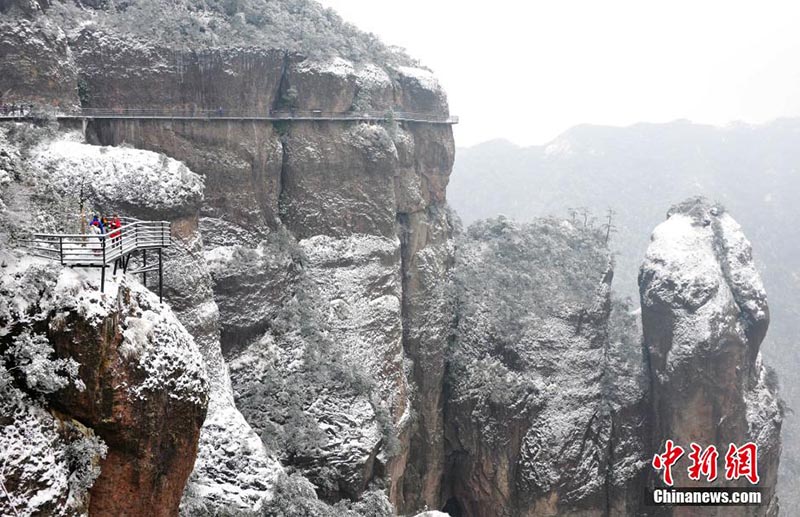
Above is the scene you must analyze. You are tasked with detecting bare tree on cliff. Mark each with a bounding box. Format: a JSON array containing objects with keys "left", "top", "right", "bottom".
[
  {"left": 603, "top": 207, "right": 617, "bottom": 245},
  {"left": 579, "top": 207, "right": 590, "bottom": 227},
  {"left": 77, "top": 176, "right": 89, "bottom": 235},
  {"left": 568, "top": 207, "right": 578, "bottom": 224}
]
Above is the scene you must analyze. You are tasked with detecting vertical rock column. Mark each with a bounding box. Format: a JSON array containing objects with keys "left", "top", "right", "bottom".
[
  {"left": 639, "top": 198, "right": 782, "bottom": 516},
  {"left": 392, "top": 122, "right": 455, "bottom": 512}
]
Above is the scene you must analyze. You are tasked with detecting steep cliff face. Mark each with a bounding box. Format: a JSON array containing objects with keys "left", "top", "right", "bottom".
[
  {"left": 440, "top": 202, "right": 782, "bottom": 517},
  {"left": 0, "top": 17, "right": 77, "bottom": 107},
  {"left": 444, "top": 217, "right": 646, "bottom": 516},
  {"left": 4, "top": 8, "right": 452, "bottom": 511},
  {"left": 640, "top": 198, "right": 782, "bottom": 516},
  {"left": 59, "top": 24, "right": 455, "bottom": 511},
  {"left": 19, "top": 129, "right": 288, "bottom": 512}
]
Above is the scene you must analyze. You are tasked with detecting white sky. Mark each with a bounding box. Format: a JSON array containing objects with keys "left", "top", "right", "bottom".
[{"left": 318, "top": 0, "right": 800, "bottom": 147}]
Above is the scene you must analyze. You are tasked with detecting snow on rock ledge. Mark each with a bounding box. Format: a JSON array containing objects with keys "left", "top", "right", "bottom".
[{"left": 29, "top": 132, "right": 204, "bottom": 218}]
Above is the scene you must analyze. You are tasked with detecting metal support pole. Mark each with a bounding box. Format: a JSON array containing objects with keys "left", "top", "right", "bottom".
[
  {"left": 101, "top": 237, "right": 106, "bottom": 293},
  {"left": 143, "top": 249, "right": 147, "bottom": 287},
  {"left": 158, "top": 248, "right": 163, "bottom": 303},
  {"left": 59, "top": 236, "right": 64, "bottom": 265}
]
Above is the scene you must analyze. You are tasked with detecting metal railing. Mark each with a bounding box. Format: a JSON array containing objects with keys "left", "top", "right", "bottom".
[
  {"left": 19, "top": 219, "right": 171, "bottom": 298},
  {"left": 0, "top": 107, "right": 458, "bottom": 124},
  {"left": 22, "top": 220, "right": 169, "bottom": 265}
]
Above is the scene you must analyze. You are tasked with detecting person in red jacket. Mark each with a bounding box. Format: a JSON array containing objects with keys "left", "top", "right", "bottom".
[{"left": 110, "top": 214, "right": 122, "bottom": 248}]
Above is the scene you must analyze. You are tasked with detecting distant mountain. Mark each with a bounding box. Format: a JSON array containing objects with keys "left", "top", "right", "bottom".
[
  {"left": 449, "top": 119, "right": 800, "bottom": 506},
  {"left": 451, "top": 119, "right": 800, "bottom": 327}
]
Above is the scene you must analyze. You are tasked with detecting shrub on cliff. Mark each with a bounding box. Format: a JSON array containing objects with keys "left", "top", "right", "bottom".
[
  {"left": 5, "top": 330, "right": 85, "bottom": 394},
  {"left": 260, "top": 474, "right": 392, "bottom": 517},
  {"left": 456, "top": 215, "right": 608, "bottom": 330},
  {"left": 48, "top": 0, "right": 417, "bottom": 65}
]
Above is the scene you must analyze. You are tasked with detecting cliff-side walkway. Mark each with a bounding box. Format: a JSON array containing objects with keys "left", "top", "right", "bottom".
[
  {"left": 22, "top": 219, "right": 171, "bottom": 300},
  {"left": 1, "top": 108, "right": 459, "bottom": 124}
]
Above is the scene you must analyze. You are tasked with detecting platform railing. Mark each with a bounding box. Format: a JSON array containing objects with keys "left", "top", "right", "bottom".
[
  {"left": 18, "top": 219, "right": 171, "bottom": 298},
  {"left": 0, "top": 106, "right": 458, "bottom": 124},
  {"left": 21, "top": 220, "right": 169, "bottom": 265}
]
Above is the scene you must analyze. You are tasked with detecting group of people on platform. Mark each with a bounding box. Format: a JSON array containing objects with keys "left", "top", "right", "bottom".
[
  {"left": 87, "top": 214, "right": 122, "bottom": 248},
  {"left": 0, "top": 103, "right": 34, "bottom": 117}
]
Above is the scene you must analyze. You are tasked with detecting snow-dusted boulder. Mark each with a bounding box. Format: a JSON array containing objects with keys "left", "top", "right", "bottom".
[
  {"left": 0, "top": 256, "right": 208, "bottom": 517},
  {"left": 393, "top": 65, "right": 449, "bottom": 115}
]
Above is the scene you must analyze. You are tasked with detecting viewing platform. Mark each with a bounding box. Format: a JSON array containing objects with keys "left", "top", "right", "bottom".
[
  {"left": 0, "top": 107, "right": 459, "bottom": 125},
  {"left": 21, "top": 219, "right": 171, "bottom": 301}
]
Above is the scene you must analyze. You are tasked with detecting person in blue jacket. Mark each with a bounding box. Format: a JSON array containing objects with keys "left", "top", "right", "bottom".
[{"left": 90, "top": 215, "right": 106, "bottom": 235}]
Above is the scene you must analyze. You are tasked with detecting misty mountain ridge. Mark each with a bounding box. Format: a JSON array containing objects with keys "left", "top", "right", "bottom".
[
  {"left": 452, "top": 117, "right": 800, "bottom": 284},
  {"left": 471, "top": 117, "right": 798, "bottom": 152}
]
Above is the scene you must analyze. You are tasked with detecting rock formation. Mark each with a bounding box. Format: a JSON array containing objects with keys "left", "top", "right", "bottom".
[
  {"left": 443, "top": 217, "right": 647, "bottom": 516},
  {"left": 640, "top": 198, "right": 782, "bottom": 516},
  {"left": 437, "top": 201, "right": 782, "bottom": 516},
  {"left": 0, "top": 5, "right": 457, "bottom": 509},
  {"left": 0, "top": 261, "right": 208, "bottom": 516},
  {"left": 0, "top": 17, "right": 77, "bottom": 107},
  {"left": 0, "top": 126, "right": 212, "bottom": 516},
  {"left": 58, "top": 20, "right": 455, "bottom": 512}
]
